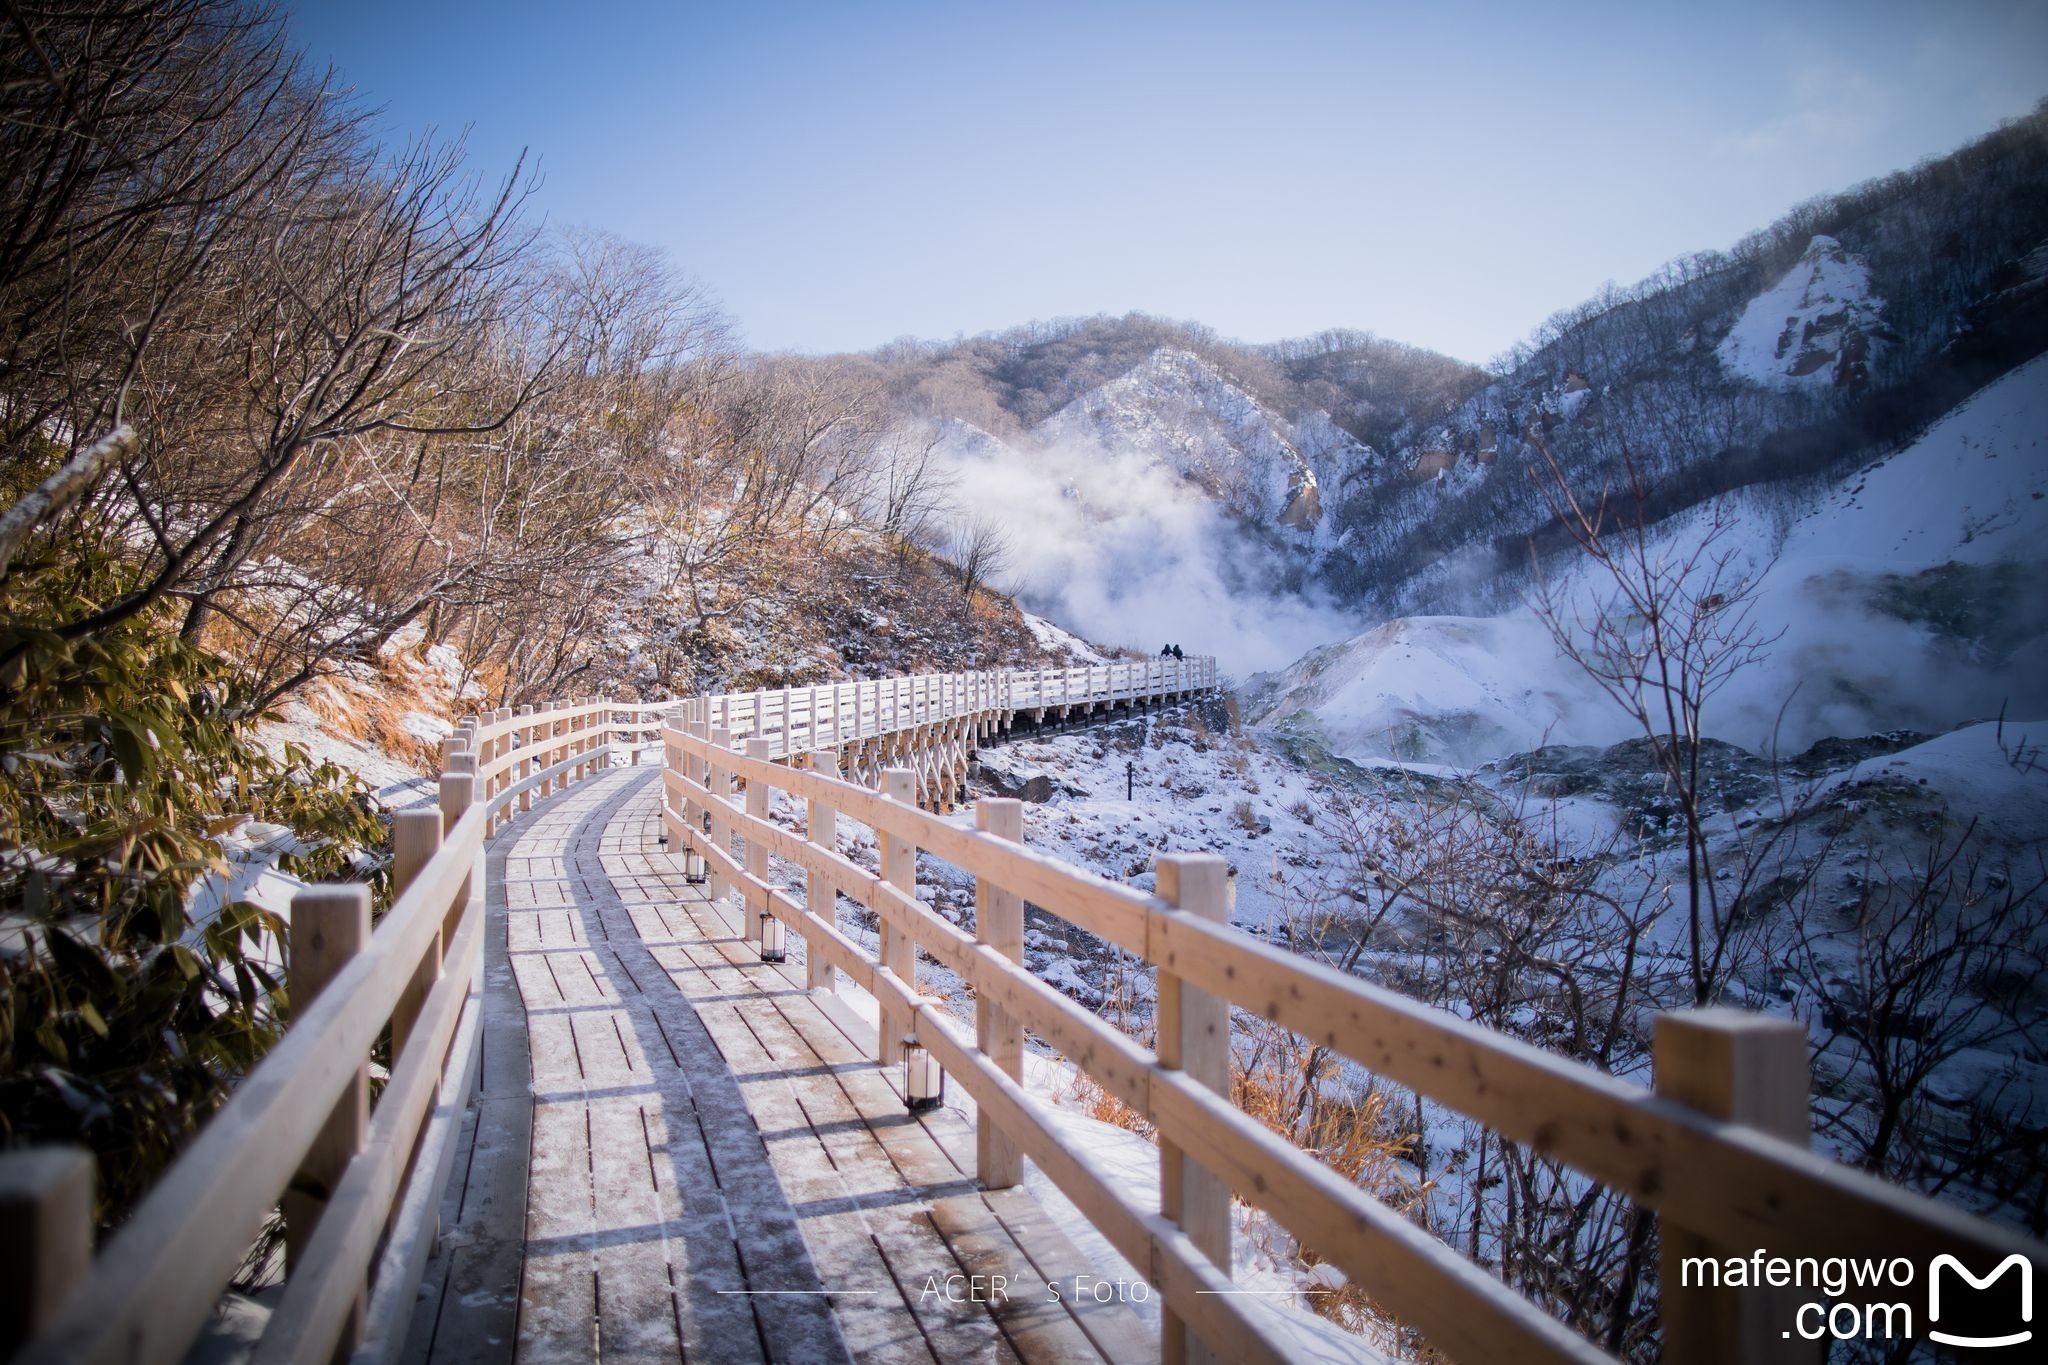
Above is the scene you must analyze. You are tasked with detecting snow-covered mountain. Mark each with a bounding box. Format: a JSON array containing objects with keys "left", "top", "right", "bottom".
[
  {"left": 1034, "top": 347, "right": 1371, "bottom": 538},
  {"left": 1247, "top": 352, "right": 2048, "bottom": 766}
]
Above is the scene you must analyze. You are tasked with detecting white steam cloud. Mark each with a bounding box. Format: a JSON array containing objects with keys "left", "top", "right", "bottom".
[{"left": 938, "top": 436, "right": 1360, "bottom": 678}]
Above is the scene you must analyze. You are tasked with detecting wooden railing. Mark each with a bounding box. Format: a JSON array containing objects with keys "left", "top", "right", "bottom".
[
  {"left": 699, "top": 657, "right": 1216, "bottom": 759},
  {"left": 659, "top": 728, "right": 2048, "bottom": 1365},
  {"left": 0, "top": 698, "right": 673, "bottom": 1365}
]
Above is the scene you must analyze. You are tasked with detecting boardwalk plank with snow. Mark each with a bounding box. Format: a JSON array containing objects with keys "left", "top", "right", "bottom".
[{"left": 404, "top": 765, "right": 1141, "bottom": 1364}]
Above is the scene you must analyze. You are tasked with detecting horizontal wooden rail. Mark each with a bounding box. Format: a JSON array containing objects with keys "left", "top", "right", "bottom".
[
  {"left": 661, "top": 719, "right": 2047, "bottom": 1365},
  {"left": 3, "top": 694, "right": 655, "bottom": 1365}
]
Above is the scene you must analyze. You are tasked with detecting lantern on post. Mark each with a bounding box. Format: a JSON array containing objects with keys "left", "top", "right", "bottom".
[
  {"left": 902, "top": 1034, "right": 943, "bottom": 1112},
  {"left": 758, "top": 910, "right": 786, "bottom": 963}
]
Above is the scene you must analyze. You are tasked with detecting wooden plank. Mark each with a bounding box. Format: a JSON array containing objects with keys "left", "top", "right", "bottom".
[
  {"left": 284, "top": 884, "right": 372, "bottom": 1355},
  {"left": 982, "top": 1187, "right": 1152, "bottom": 1363},
  {"left": 359, "top": 976, "right": 483, "bottom": 1365},
  {"left": 568, "top": 772, "right": 846, "bottom": 1364},
  {"left": 1155, "top": 855, "right": 1230, "bottom": 1365},
  {"left": 412, "top": 834, "right": 534, "bottom": 1364},
  {"left": 929, "top": 1194, "right": 1097, "bottom": 1365},
  {"left": 1656, "top": 1010, "right": 1810, "bottom": 1365},
  {"left": 904, "top": 1010, "right": 1287, "bottom": 1365},
  {"left": 257, "top": 894, "right": 485, "bottom": 1365},
  {"left": 660, "top": 868, "right": 988, "bottom": 1361},
  {"left": 1144, "top": 909, "right": 2048, "bottom": 1282},
  {"left": 586, "top": 1093, "right": 684, "bottom": 1361}
]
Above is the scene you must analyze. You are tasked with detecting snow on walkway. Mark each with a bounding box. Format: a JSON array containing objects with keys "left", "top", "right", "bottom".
[{"left": 403, "top": 765, "right": 1146, "bottom": 1364}]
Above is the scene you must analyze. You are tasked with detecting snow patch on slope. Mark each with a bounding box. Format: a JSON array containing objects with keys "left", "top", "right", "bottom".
[
  {"left": 1717, "top": 235, "right": 1886, "bottom": 390},
  {"left": 1035, "top": 349, "right": 1337, "bottom": 534},
  {"left": 1020, "top": 611, "right": 1112, "bottom": 664},
  {"left": 1247, "top": 617, "right": 1631, "bottom": 767}
]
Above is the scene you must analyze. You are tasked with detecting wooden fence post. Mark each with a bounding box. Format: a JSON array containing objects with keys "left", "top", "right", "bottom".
[
  {"left": 878, "top": 768, "right": 917, "bottom": 1066},
  {"left": 684, "top": 713, "right": 708, "bottom": 884},
  {"left": 806, "top": 750, "right": 840, "bottom": 993},
  {"left": 1656, "top": 1008, "right": 1811, "bottom": 1365},
  {"left": 389, "top": 809, "right": 445, "bottom": 1067},
  {"left": 743, "top": 738, "right": 771, "bottom": 944},
  {"left": 284, "top": 884, "right": 371, "bottom": 1353},
  {"left": 496, "top": 705, "right": 513, "bottom": 786},
  {"left": 1155, "top": 853, "right": 1232, "bottom": 1365},
  {"left": 441, "top": 756, "right": 477, "bottom": 940},
  {"left": 975, "top": 798, "right": 1026, "bottom": 1189},
  {"left": 708, "top": 727, "right": 733, "bottom": 905},
  {"left": 516, "top": 704, "right": 535, "bottom": 813},
  {"left": 0, "top": 1148, "right": 92, "bottom": 1356}
]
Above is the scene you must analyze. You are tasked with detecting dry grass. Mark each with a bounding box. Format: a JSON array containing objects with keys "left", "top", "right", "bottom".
[
  {"left": 1056, "top": 1064, "right": 1155, "bottom": 1138},
  {"left": 1052, "top": 1005, "right": 1437, "bottom": 1351},
  {"left": 1233, "top": 1017, "right": 1433, "bottom": 1342}
]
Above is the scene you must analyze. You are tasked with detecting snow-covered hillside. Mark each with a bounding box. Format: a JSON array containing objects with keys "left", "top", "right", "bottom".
[
  {"left": 1716, "top": 234, "right": 1887, "bottom": 390},
  {"left": 1250, "top": 353, "right": 2048, "bottom": 766},
  {"left": 1239, "top": 616, "right": 1632, "bottom": 766}
]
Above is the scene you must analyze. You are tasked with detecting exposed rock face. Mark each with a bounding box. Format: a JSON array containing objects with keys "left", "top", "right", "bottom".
[
  {"left": 1412, "top": 448, "right": 1458, "bottom": 480},
  {"left": 1278, "top": 468, "right": 1321, "bottom": 530},
  {"left": 976, "top": 749, "right": 1075, "bottom": 802},
  {"left": 1717, "top": 235, "right": 1889, "bottom": 390}
]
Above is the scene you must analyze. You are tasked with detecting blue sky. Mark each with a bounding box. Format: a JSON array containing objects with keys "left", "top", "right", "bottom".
[{"left": 285, "top": 0, "right": 2048, "bottom": 364}]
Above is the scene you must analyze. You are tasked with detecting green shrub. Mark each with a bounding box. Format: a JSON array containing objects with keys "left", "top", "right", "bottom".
[{"left": 1, "top": 549, "right": 387, "bottom": 1227}]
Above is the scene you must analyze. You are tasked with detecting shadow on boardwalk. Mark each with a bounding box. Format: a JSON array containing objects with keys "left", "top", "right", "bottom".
[{"left": 404, "top": 766, "right": 1145, "bottom": 1364}]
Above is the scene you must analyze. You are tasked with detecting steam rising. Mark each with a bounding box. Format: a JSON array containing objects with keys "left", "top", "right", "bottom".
[{"left": 938, "top": 434, "right": 1361, "bottom": 677}]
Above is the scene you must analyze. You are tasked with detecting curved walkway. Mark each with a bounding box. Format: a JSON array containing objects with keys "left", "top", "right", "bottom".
[{"left": 403, "top": 765, "right": 1142, "bottom": 1363}]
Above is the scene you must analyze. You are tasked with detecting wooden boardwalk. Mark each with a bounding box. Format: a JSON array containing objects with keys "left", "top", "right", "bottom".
[{"left": 403, "top": 765, "right": 1146, "bottom": 1363}]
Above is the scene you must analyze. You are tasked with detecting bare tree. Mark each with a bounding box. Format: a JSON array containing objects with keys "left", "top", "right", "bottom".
[
  {"left": 863, "top": 428, "right": 955, "bottom": 563},
  {"left": 1320, "top": 778, "right": 1673, "bottom": 1357},
  {"left": 1782, "top": 823, "right": 2048, "bottom": 1221},
  {"left": 1527, "top": 438, "right": 1782, "bottom": 1005},
  {"left": 947, "top": 511, "right": 1011, "bottom": 598}
]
